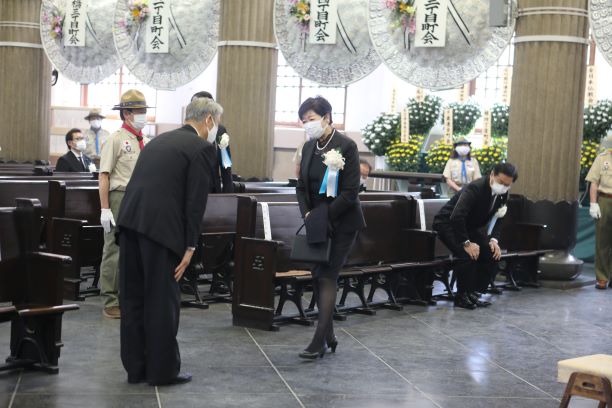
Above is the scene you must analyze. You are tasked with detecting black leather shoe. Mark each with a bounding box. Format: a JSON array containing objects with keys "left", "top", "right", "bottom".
[
  {"left": 468, "top": 292, "right": 491, "bottom": 307},
  {"left": 150, "top": 373, "right": 192, "bottom": 386},
  {"left": 487, "top": 287, "right": 503, "bottom": 295},
  {"left": 454, "top": 293, "right": 476, "bottom": 310},
  {"left": 299, "top": 348, "right": 326, "bottom": 359}
]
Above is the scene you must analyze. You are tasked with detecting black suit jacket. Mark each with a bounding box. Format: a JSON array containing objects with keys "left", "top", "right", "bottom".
[
  {"left": 117, "top": 125, "right": 215, "bottom": 258},
  {"left": 55, "top": 151, "right": 92, "bottom": 172},
  {"left": 210, "top": 124, "right": 234, "bottom": 193},
  {"left": 296, "top": 130, "right": 366, "bottom": 233},
  {"left": 432, "top": 175, "right": 508, "bottom": 244}
]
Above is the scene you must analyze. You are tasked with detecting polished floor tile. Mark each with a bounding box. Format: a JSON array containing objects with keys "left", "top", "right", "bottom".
[{"left": 1, "top": 274, "right": 611, "bottom": 408}]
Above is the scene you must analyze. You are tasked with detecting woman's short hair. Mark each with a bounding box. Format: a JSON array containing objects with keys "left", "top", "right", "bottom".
[
  {"left": 65, "top": 128, "right": 81, "bottom": 150},
  {"left": 298, "top": 96, "right": 333, "bottom": 124},
  {"left": 185, "top": 97, "right": 223, "bottom": 122},
  {"left": 191, "top": 91, "right": 214, "bottom": 102}
]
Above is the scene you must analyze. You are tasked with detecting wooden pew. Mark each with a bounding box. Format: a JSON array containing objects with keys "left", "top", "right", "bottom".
[
  {"left": 232, "top": 196, "right": 437, "bottom": 331},
  {"left": 46, "top": 181, "right": 103, "bottom": 300},
  {"left": 0, "top": 198, "right": 79, "bottom": 374}
]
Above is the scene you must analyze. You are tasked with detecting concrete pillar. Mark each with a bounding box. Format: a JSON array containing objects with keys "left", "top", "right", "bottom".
[
  {"left": 0, "top": 0, "right": 52, "bottom": 161},
  {"left": 507, "top": 0, "right": 589, "bottom": 202},
  {"left": 216, "top": 0, "right": 278, "bottom": 179}
]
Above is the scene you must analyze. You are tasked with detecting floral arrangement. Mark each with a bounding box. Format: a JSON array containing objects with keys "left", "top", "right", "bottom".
[
  {"left": 323, "top": 148, "right": 346, "bottom": 171},
  {"left": 219, "top": 133, "right": 230, "bottom": 149},
  {"left": 583, "top": 100, "right": 612, "bottom": 142},
  {"left": 580, "top": 139, "right": 600, "bottom": 181},
  {"left": 472, "top": 144, "right": 506, "bottom": 176},
  {"left": 384, "top": 0, "right": 416, "bottom": 34},
  {"left": 496, "top": 205, "right": 508, "bottom": 218},
  {"left": 42, "top": 8, "right": 64, "bottom": 40},
  {"left": 447, "top": 101, "right": 482, "bottom": 136},
  {"left": 362, "top": 112, "right": 400, "bottom": 156},
  {"left": 385, "top": 135, "right": 424, "bottom": 172},
  {"left": 491, "top": 103, "right": 509, "bottom": 138},
  {"left": 407, "top": 95, "right": 443, "bottom": 135},
  {"left": 129, "top": 0, "right": 150, "bottom": 24},
  {"left": 425, "top": 140, "right": 453, "bottom": 173},
  {"left": 289, "top": 0, "right": 310, "bottom": 32}
]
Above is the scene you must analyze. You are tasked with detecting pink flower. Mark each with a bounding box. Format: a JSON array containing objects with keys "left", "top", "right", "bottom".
[
  {"left": 304, "top": 14, "right": 310, "bottom": 21},
  {"left": 408, "top": 15, "right": 416, "bottom": 33},
  {"left": 384, "top": 0, "right": 396, "bottom": 9}
]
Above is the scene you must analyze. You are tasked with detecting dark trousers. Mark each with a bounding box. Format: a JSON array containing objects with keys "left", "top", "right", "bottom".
[
  {"left": 119, "top": 228, "right": 181, "bottom": 385},
  {"left": 434, "top": 225, "right": 497, "bottom": 294}
]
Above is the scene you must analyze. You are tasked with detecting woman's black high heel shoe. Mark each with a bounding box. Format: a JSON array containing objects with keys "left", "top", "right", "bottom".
[
  {"left": 326, "top": 336, "right": 338, "bottom": 353},
  {"left": 299, "top": 347, "right": 326, "bottom": 360}
]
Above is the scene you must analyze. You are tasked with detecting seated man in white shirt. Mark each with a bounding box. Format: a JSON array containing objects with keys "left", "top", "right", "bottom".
[{"left": 55, "top": 128, "right": 96, "bottom": 172}]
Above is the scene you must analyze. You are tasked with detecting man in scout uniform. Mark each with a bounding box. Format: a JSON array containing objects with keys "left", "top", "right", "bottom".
[
  {"left": 586, "top": 134, "right": 612, "bottom": 290},
  {"left": 99, "top": 90, "right": 152, "bottom": 318},
  {"left": 83, "top": 108, "right": 110, "bottom": 162}
]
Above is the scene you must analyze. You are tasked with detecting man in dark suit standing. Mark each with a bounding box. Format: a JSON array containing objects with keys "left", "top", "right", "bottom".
[
  {"left": 191, "top": 91, "right": 234, "bottom": 193},
  {"left": 116, "top": 98, "right": 221, "bottom": 385},
  {"left": 55, "top": 128, "right": 95, "bottom": 172},
  {"left": 433, "top": 162, "right": 518, "bottom": 310}
]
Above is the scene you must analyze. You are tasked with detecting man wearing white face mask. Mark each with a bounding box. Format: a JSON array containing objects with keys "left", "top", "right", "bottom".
[
  {"left": 83, "top": 108, "right": 110, "bottom": 161},
  {"left": 98, "top": 89, "right": 153, "bottom": 319},
  {"left": 433, "top": 162, "right": 518, "bottom": 310},
  {"left": 443, "top": 137, "right": 482, "bottom": 196},
  {"left": 55, "top": 128, "right": 95, "bottom": 172}
]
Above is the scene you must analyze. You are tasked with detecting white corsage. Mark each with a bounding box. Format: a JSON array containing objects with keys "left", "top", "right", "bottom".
[
  {"left": 88, "top": 163, "right": 97, "bottom": 172},
  {"left": 219, "top": 133, "right": 230, "bottom": 149},
  {"left": 218, "top": 133, "right": 232, "bottom": 169},
  {"left": 496, "top": 205, "right": 507, "bottom": 219},
  {"left": 319, "top": 149, "right": 345, "bottom": 197}
]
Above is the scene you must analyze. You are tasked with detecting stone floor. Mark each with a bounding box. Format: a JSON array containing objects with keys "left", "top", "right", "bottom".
[{"left": 2, "top": 276, "right": 612, "bottom": 408}]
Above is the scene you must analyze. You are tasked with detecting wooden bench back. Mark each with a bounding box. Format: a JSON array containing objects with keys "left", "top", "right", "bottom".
[
  {"left": 48, "top": 181, "right": 101, "bottom": 225},
  {"left": 416, "top": 198, "right": 451, "bottom": 258}
]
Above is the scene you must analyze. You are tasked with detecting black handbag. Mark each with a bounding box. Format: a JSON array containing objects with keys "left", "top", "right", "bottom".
[{"left": 290, "top": 224, "right": 331, "bottom": 264}]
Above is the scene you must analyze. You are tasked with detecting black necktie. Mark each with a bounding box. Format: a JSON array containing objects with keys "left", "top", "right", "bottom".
[{"left": 78, "top": 156, "right": 85, "bottom": 171}]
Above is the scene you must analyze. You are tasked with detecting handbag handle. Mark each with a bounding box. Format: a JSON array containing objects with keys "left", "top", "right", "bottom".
[{"left": 295, "top": 223, "right": 306, "bottom": 235}]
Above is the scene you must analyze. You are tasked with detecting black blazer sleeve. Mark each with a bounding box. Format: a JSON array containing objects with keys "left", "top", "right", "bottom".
[
  {"left": 184, "top": 144, "right": 215, "bottom": 249},
  {"left": 328, "top": 140, "right": 360, "bottom": 222},
  {"left": 296, "top": 143, "right": 310, "bottom": 218},
  {"left": 449, "top": 182, "right": 479, "bottom": 244},
  {"left": 55, "top": 155, "right": 72, "bottom": 172}
]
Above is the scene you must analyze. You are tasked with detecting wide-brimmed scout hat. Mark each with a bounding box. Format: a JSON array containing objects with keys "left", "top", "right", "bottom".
[
  {"left": 453, "top": 137, "right": 471, "bottom": 146},
  {"left": 112, "top": 89, "right": 153, "bottom": 110},
  {"left": 84, "top": 108, "right": 105, "bottom": 120}
]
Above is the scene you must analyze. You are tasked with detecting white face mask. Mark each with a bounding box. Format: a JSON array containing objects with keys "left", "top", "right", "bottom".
[
  {"left": 75, "top": 139, "right": 86, "bottom": 152},
  {"left": 207, "top": 117, "right": 218, "bottom": 144},
  {"left": 303, "top": 119, "right": 326, "bottom": 140},
  {"left": 90, "top": 120, "right": 101, "bottom": 130},
  {"left": 131, "top": 114, "right": 147, "bottom": 130},
  {"left": 455, "top": 145, "right": 470, "bottom": 156},
  {"left": 491, "top": 180, "right": 510, "bottom": 195}
]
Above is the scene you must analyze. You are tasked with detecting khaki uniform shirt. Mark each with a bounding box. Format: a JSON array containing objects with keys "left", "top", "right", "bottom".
[
  {"left": 443, "top": 158, "right": 482, "bottom": 186},
  {"left": 99, "top": 127, "right": 149, "bottom": 192},
  {"left": 83, "top": 128, "right": 110, "bottom": 159},
  {"left": 586, "top": 150, "right": 612, "bottom": 195}
]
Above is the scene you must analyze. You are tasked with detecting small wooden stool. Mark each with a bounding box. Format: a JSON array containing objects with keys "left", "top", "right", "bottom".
[{"left": 558, "top": 355, "right": 612, "bottom": 407}]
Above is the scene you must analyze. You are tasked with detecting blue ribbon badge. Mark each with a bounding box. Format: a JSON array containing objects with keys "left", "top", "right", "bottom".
[
  {"left": 318, "top": 167, "right": 340, "bottom": 197},
  {"left": 220, "top": 147, "right": 232, "bottom": 169}
]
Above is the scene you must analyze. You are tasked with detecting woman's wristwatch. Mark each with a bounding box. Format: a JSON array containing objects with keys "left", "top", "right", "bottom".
[{"left": 463, "top": 240, "right": 471, "bottom": 247}]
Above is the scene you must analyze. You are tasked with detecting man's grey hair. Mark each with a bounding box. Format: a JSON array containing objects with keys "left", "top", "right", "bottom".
[{"left": 185, "top": 97, "right": 223, "bottom": 122}]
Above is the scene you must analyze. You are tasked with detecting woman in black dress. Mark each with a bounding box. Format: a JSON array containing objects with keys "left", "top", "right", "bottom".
[{"left": 295, "top": 96, "right": 366, "bottom": 359}]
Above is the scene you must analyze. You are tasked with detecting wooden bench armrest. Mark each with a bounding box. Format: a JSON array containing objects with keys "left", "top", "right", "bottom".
[
  {"left": 52, "top": 216, "right": 88, "bottom": 224},
  {"left": 0, "top": 306, "right": 18, "bottom": 322},
  {"left": 201, "top": 231, "right": 236, "bottom": 238},
  {"left": 240, "top": 236, "right": 283, "bottom": 247},
  {"left": 29, "top": 251, "right": 72, "bottom": 265},
  {"left": 18, "top": 304, "right": 79, "bottom": 317}
]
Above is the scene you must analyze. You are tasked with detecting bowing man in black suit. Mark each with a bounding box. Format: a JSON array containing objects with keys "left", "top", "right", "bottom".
[
  {"left": 432, "top": 162, "right": 518, "bottom": 310},
  {"left": 116, "top": 97, "right": 220, "bottom": 386},
  {"left": 55, "top": 128, "right": 94, "bottom": 172},
  {"left": 191, "top": 91, "right": 234, "bottom": 193},
  {"left": 296, "top": 96, "right": 366, "bottom": 359}
]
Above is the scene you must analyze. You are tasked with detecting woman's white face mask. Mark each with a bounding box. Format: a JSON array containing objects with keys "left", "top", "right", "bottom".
[
  {"left": 455, "top": 145, "right": 470, "bottom": 156},
  {"left": 303, "top": 118, "right": 326, "bottom": 140}
]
